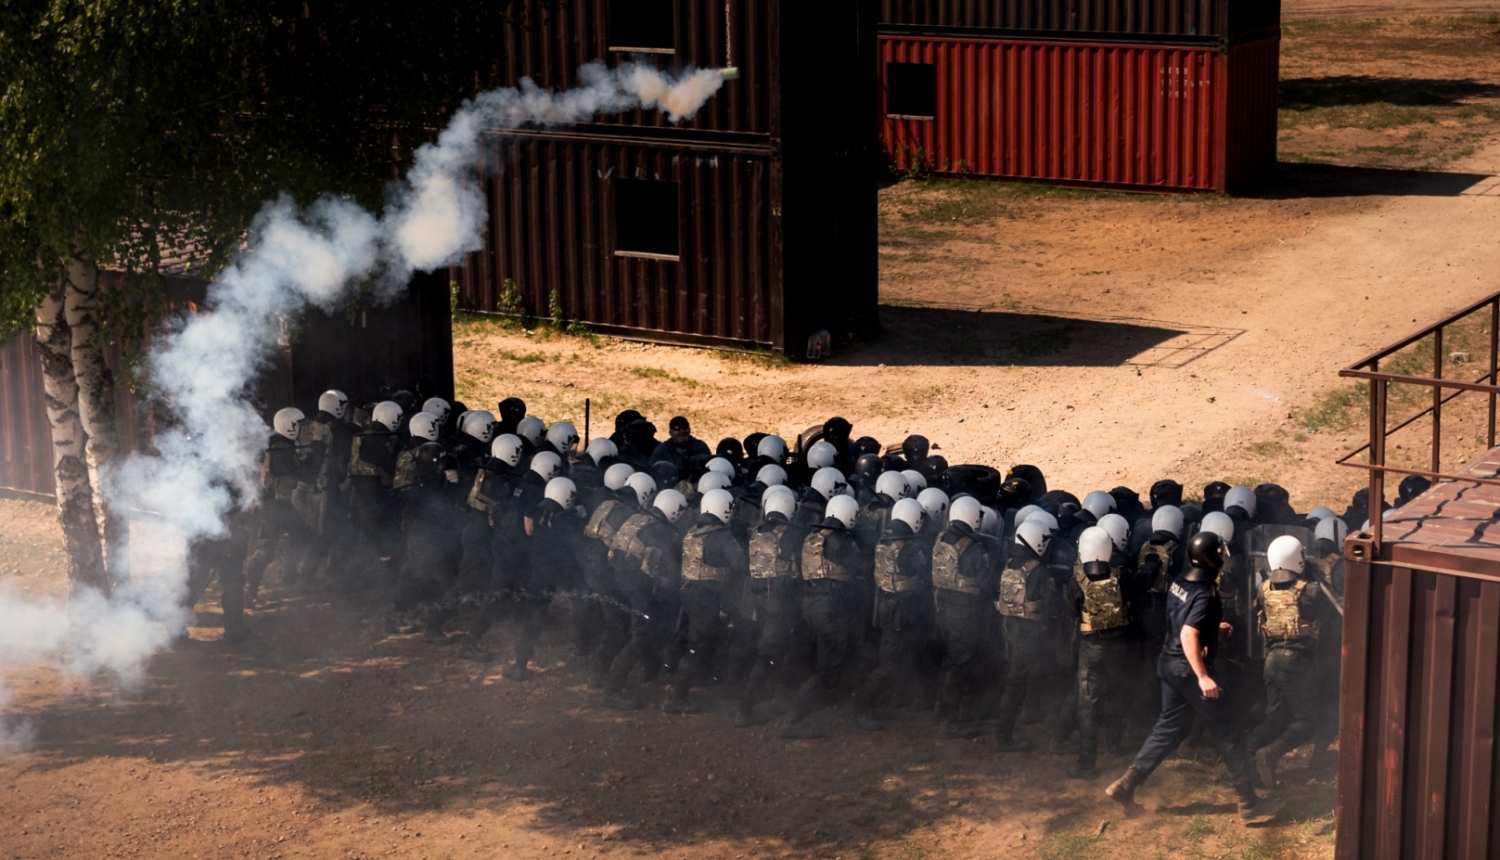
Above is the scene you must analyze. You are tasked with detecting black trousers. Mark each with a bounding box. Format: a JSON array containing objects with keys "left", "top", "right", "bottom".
[
  {"left": 188, "top": 531, "right": 248, "bottom": 634},
  {"left": 934, "top": 589, "right": 991, "bottom": 723},
  {"left": 243, "top": 500, "right": 312, "bottom": 598},
  {"left": 1249, "top": 645, "right": 1319, "bottom": 756},
  {"left": 789, "top": 583, "right": 852, "bottom": 722},
  {"left": 858, "top": 589, "right": 932, "bottom": 711},
  {"left": 995, "top": 615, "right": 1049, "bottom": 740},
  {"left": 606, "top": 569, "right": 677, "bottom": 694},
  {"left": 671, "top": 580, "right": 725, "bottom": 702},
  {"left": 1132, "top": 653, "right": 1256, "bottom": 788},
  {"left": 739, "top": 581, "right": 804, "bottom": 712},
  {"left": 583, "top": 559, "right": 632, "bottom": 679},
  {"left": 1076, "top": 628, "right": 1130, "bottom": 768}
]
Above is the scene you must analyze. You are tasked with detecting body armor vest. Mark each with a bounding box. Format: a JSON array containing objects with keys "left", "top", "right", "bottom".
[
  {"left": 1137, "top": 539, "right": 1179, "bottom": 593},
  {"left": 1261, "top": 580, "right": 1319, "bottom": 641},
  {"left": 584, "top": 498, "right": 629, "bottom": 544},
  {"left": 681, "top": 524, "right": 732, "bottom": 582},
  {"left": 348, "top": 433, "right": 393, "bottom": 486},
  {"left": 306, "top": 419, "right": 351, "bottom": 489},
  {"left": 930, "top": 534, "right": 981, "bottom": 596},
  {"left": 467, "top": 464, "right": 515, "bottom": 513},
  {"left": 801, "top": 529, "right": 851, "bottom": 582},
  {"left": 260, "top": 439, "right": 298, "bottom": 502},
  {"left": 873, "top": 539, "right": 924, "bottom": 593},
  {"left": 749, "top": 523, "right": 796, "bottom": 579},
  {"left": 1315, "top": 555, "right": 1343, "bottom": 596},
  {"left": 610, "top": 513, "right": 664, "bottom": 579},
  {"left": 392, "top": 447, "right": 422, "bottom": 492},
  {"left": 997, "top": 558, "right": 1044, "bottom": 620},
  {"left": 1075, "top": 562, "right": 1130, "bottom": 632}
]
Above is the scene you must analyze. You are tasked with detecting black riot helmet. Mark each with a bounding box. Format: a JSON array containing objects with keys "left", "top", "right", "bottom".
[
  {"left": 392, "top": 390, "right": 418, "bottom": 416},
  {"left": 716, "top": 437, "right": 744, "bottom": 462},
  {"left": 823, "top": 416, "right": 853, "bottom": 444},
  {"left": 902, "top": 434, "right": 930, "bottom": 464},
  {"left": 498, "top": 397, "right": 527, "bottom": 424},
  {"left": 854, "top": 453, "right": 885, "bottom": 481},
  {"left": 854, "top": 436, "right": 882, "bottom": 457},
  {"left": 413, "top": 442, "right": 457, "bottom": 484},
  {"left": 1150, "top": 479, "right": 1184, "bottom": 509},
  {"left": 1184, "top": 531, "right": 1227, "bottom": 581},
  {"left": 1398, "top": 474, "right": 1432, "bottom": 505},
  {"left": 614, "top": 409, "right": 643, "bottom": 434}
]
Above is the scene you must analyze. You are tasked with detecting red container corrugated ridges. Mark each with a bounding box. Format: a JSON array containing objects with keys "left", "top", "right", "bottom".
[{"left": 879, "top": 34, "right": 1278, "bottom": 192}]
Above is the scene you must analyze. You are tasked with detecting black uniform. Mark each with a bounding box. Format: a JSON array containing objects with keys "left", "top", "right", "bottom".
[
  {"left": 669, "top": 514, "right": 748, "bottom": 710},
  {"left": 338, "top": 421, "right": 401, "bottom": 587},
  {"left": 1065, "top": 552, "right": 1141, "bottom": 773},
  {"left": 856, "top": 519, "right": 933, "bottom": 719},
  {"left": 603, "top": 508, "right": 684, "bottom": 704},
  {"left": 244, "top": 432, "right": 315, "bottom": 601},
  {"left": 574, "top": 488, "right": 641, "bottom": 684},
  {"left": 930, "top": 521, "right": 995, "bottom": 737},
  {"left": 737, "top": 510, "right": 806, "bottom": 724},
  {"left": 292, "top": 410, "right": 355, "bottom": 585},
  {"left": 783, "top": 517, "right": 865, "bottom": 736},
  {"left": 1248, "top": 576, "right": 1323, "bottom": 784},
  {"left": 993, "top": 544, "right": 1058, "bottom": 749}
]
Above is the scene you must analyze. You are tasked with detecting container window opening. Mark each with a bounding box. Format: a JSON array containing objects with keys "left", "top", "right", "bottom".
[
  {"left": 614, "top": 178, "right": 681, "bottom": 261},
  {"left": 608, "top": 0, "right": 676, "bottom": 54},
  {"left": 886, "top": 62, "right": 937, "bottom": 120}
]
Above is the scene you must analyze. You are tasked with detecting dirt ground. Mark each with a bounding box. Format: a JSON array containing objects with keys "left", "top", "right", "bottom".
[{"left": 4, "top": 13, "right": 1500, "bottom": 860}]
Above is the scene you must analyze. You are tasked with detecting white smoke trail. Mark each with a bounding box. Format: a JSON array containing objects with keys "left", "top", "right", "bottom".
[{"left": 0, "top": 62, "right": 726, "bottom": 750}]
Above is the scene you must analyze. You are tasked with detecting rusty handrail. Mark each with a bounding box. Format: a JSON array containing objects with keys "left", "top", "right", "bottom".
[{"left": 1336, "top": 290, "right": 1500, "bottom": 551}]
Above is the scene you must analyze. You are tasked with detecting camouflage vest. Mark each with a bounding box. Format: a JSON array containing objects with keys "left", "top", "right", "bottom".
[
  {"left": 1261, "top": 580, "right": 1318, "bottom": 641},
  {"left": 681, "top": 523, "right": 732, "bottom": 582},
  {"left": 801, "top": 529, "right": 850, "bottom": 582},
  {"left": 305, "top": 419, "right": 349, "bottom": 489},
  {"left": 1315, "top": 554, "right": 1344, "bottom": 596},
  {"left": 1075, "top": 562, "right": 1129, "bottom": 632},
  {"left": 749, "top": 522, "right": 796, "bottom": 579},
  {"left": 348, "top": 433, "right": 392, "bottom": 486},
  {"left": 873, "top": 538, "right": 924, "bottom": 593},
  {"left": 997, "top": 559, "right": 1043, "bottom": 619},
  {"left": 1137, "top": 539, "right": 1179, "bottom": 594},
  {"left": 584, "top": 498, "right": 629, "bottom": 544},
  {"left": 609, "top": 513, "right": 664, "bottom": 579},
  {"left": 930, "top": 534, "right": 981, "bottom": 596},
  {"left": 259, "top": 442, "right": 298, "bottom": 502},
  {"left": 392, "top": 447, "right": 422, "bottom": 492}
]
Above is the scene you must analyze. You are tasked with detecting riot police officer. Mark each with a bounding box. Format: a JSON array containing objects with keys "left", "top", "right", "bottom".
[
  {"left": 244, "top": 408, "right": 316, "bottom": 602},
  {"left": 993, "top": 518, "right": 1058, "bottom": 751},
  {"left": 931, "top": 496, "right": 997, "bottom": 739},
  {"left": 782, "top": 494, "right": 863, "bottom": 739},
  {"left": 1249, "top": 535, "right": 1323, "bottom": 789},
  {"left": 736, "top": 485, "right": 805, "bottom": 727},
  {"left": 1068, "top": 526, "right": 1135, "bottom": 778},
  {"left": 602, "top": 486, "right": 689, "bottom": 710},
  {"left": 667, "top": 488, "right": 746, "bottom": 714},
  {"left": 853, "top": 497, "right": 933, "bottom": 731}
]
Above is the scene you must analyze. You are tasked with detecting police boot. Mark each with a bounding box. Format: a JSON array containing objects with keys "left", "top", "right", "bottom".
[
  {"left": 851, "top": 709, "right": 884, "bottom": 733},
  {"left": 662, "top": 687, "right": 703, "bottom": 715},
  {"left": 588, "top": 664, "right": 611, "bottom": 690},
  {"left": 733, "top": 707, "right": 770, "bottom": 728},
  {"left": 780, "top": 719, "right": 825, "bottom": 740},
  {"left": 458, "top": 640, "right": 494, "bottom": 663},
  {"left": 601, "top": 690, "right": 643, "bottom": 711},
  {"left": 423, "top": 617, "right": 460, "bottom": 647},
  {"left": 501, "top": 661, "right": 530, "bottom": 681},
  {"left": 1105, "top": 766, "right": 1147, "bottom": 806},
  {"left": 1235, "top": 783, "right": 1286, "bottom": 826},
  {"left": 1255, "top": 745, "right": 1284, "bottom": 790},
  {"left": 994, "top": 734, "right": 1034, "bottom": 752},
  {"left": 1067, "top": 753, "right": 1099, "bottom": 780}
]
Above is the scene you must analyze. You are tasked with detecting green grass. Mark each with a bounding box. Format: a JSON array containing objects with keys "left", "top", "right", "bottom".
[
  {"left": 1035, "top": 831, "right": 1103, "bottom": 860},
  {"left": 1245, "top": 440, "right": 1287, "bottom": 459},
  {"left": 717, "top": 348, "right": 793, "bottom": 370},
  {"left": 494, "top": 348, "right": 549, "bottom": 364},
  {"left": 628, "top": 366, "right": 702, "bottom": 388}
]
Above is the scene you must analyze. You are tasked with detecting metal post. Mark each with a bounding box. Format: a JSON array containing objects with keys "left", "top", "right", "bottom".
[
  {"left": 1490, "top": 300, "right": 1498, "bottom": 449},
  {"left": 1433, "top": 328, "right": 1443, "bottom": 476},
  {"left": 584, "top": 398, "right": 591, "bottom": 446},
  {"left": 1372, "top": 374, "right": 1387, "bottom": 550}
]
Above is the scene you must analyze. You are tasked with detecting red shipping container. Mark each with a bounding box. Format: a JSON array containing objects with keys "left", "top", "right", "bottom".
[{"left": 879, "top": 34, "right": 1278, "bottom": 192}]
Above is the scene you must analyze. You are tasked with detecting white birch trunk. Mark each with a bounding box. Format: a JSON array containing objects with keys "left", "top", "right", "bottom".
[
  {"left": 65, "top": 253, "right": 128, "bottom": 584},
  {"left": 34, "top": 285, "right": 109, "bottom": 596}
]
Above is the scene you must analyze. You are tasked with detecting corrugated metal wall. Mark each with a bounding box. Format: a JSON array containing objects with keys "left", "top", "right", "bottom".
[
  {"left": 457, "top": 133, "right": 779, "bottom": 348},
  {"left": 1223, "top": 35, "right": 1279, "bottom": 189},
  {"left": 1338, "top": 543, "right": 1500, "bottom": 859},
  {"left": 880, "top": 36, "right": 1225, "bottom": 190},
  {"left": 879, "top": 0, "right": 1280, "bottom": 41}
]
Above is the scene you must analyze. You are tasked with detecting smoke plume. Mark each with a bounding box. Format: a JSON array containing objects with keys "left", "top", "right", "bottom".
[{"left": 0, "top": 62, "right": 726, "bottom": 750}]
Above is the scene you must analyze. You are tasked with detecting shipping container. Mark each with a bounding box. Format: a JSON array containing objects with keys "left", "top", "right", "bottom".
[
  {"left": 0, "top": 270, "right": 453, "bottom": 500},
  {"left": 879, "top": 0, "right": 1281, "bottom": 45},
  {"left": 877, "top": 33, "right": 1278, "bottom": 191},
  {"left": 455, "top": 0, "right": 880, "bottom": 354}
]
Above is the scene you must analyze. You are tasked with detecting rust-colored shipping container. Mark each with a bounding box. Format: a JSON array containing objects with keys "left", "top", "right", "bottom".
[
  {"left": 878, "top": 33, "right": 1278, "bottom": 191},
  {"left": 454, "top": 0, "right": 880, "bottom": 355},
  {"left": 1334, "top": 290, "right": 1500, "bottom": 857},
  {"left": 879, "top": 0, "right": 1280, "bottom": 43}
]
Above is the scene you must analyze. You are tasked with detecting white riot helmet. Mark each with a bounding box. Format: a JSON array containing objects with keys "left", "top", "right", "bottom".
[
  {"left": 544, "top": 477, "right": 577, "bottom": 509},
  {"left": 1306, "top": 506, "right": 1337, "bottom": 522},
  {"left": 273, "top": 407, "right": 305, "bottom": 441},
  {"left": 1014, "top": 504, "right": 1042, "bottom": 525},
  {"left": 756, "top": 464, "right": 788, "bottom": 487},
  {"left": 546, "top": 421, "right": 580, "bottom": 453},
  {"left": 698, "top": 472, "right": 733, "bottom": 494},
  {"left": 371, "top": 401, "right": 402, "bottom": 432},
  {"left": 604, "top": 462, "right": 635, "bottom": 491},
  {"left": 318, "top": 390, "right": 349, "bottom": 419},
  {"left": 825, "top": 494, "right": 860, "bottom": 529},
  {"left": 1224, "top": 485, "right": 1257, "bottom": 518},
  {"left": 1015, "top": 519, "right": 1052, "bottom": 556},
  {"left": 1267, "top": 535, "right": 1305, "bottom": 582},
  {"left": 981, "top": 506, "right": 1001, "bottom": 538},
  {"left": 706, "top": 458, "right": 736, "bottom": 479},
  {"left": 409, "top": 411, "right": 442, "bottom": 442},
  {"left": 875, "top": 470, "right": 910, "bottom": 501},
  {"left": 422, "top": 397, "right": 451, "bottom": 424},
  {"left": 810, "top": 467, "right": 849, "bottom": 501},
  {"left": 1200, "top": 511, "right": 1235, "bottom": 542},
  {"left": 461, "top": 410, "right": 498, "bottom": 444},
  {"left": 626, "top": 472, "right": 659, "bottom": 508},
  {"left": 890, "top": 497, "right": 925, "bottom": 532},
  {"left": 1097, "top": 513, "right": 1130, "bottom": 552},
  {"left": 757, "top": 435, "right": 787, "bottom": 463},
  {"left": 530, "top": 450, "right": 563, "bottom": 481},
  {"left": 1315, "top": 517, "right": 1349, "bottom": 546},
  {"left": 491, "top": 434, "right": 525, "bottom": 467},
  {"left": 1027, "top": 510, "right": 1060, "bottom": 536},
  {"left": 1151, "top": 505, "right": 1185, "bottom": 539},
  {"left": 516, "top": 416, "right": 546, "bottom": 447},
  {"left": 918, "top": 487, "right": 950, "bottom": 522},
  {"left": 701, "top": 488, "right": 735, "bottom": 524},
  {"left": 949, "top": 496, "right": 983, "bottom": 532},
  {"left": 901, "top": 469, "right": 927, "bottom": 492},
  {"left": 585, "top": 437, "right": 619, "bottom": 466},
  {"left": 653, "top": 488, "right": 689, "bottom": 524},
  {"left": 807, "top": 441, "right": 838, "bottom": 470},
  {"left": 1082, "top": 490, "right": 1116, "bottom": 520},
  {"left": 762, "top": 485, "right": 797, "bottom": 520},
  {"left": 1078, "top": 527, "right": 1114, "bottom": 566}
]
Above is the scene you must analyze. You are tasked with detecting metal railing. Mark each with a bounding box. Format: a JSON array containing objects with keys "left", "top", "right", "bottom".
[{"left": 1338, "top": 289, "right": 1500, "bottom": 551}]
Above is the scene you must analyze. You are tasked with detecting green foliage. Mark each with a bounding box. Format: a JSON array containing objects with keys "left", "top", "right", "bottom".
[{"left": 496, "top": 278, "right": 527, "bottom": 327}]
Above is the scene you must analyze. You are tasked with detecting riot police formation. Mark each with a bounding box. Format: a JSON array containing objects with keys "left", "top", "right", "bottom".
[{"left": 214, "top": 398, "right": 1368, "bottom": 827}]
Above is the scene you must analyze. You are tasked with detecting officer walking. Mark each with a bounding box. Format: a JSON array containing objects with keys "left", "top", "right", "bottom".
[{"left": 1249, "top": 535, "right": 1323, "bottom": 789}]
